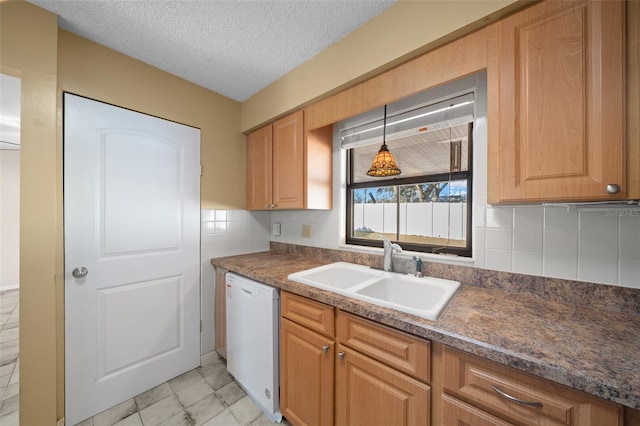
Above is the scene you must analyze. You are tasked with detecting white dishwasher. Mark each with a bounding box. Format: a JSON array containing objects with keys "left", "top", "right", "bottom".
[{"left": 225, "top": 273, "right": 282, "bottom": 423}]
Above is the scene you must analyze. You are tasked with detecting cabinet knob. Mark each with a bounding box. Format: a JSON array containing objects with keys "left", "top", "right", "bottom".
[
  {"left": 606, "top": 184, "right": 620, "bottom": 194},
  {"left": 321, "top": 345, "right": 329, "bottom": 353},
  {"left": 271, "top": 204, "right": 276, "bottom": 208},
  {"left": 265, "top": 204, "right": 270, "bottom": 209},
  {"left": 337, "top": 352, "right": 345, "bottom": 360}
]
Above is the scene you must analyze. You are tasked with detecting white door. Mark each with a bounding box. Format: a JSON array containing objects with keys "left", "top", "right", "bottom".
[{"left": 64, "top": 93, "right": 201, "bottom": 425}]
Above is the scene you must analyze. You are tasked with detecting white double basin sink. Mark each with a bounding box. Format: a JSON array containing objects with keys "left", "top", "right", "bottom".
[{"left": 287, "top": 262, "right": 460, "bottom": 321}]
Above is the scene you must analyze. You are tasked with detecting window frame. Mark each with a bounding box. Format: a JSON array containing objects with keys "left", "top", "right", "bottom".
[{"left": 345, "top": 122, "right": 473, "bottom": 257}]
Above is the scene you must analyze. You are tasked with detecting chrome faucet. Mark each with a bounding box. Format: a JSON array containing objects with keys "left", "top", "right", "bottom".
[
  {"left": 380, "top": 236, "right": 403, "bottom": 272},
  {"left": 413, "top": 256, "right": 423, "bottom": 277}
]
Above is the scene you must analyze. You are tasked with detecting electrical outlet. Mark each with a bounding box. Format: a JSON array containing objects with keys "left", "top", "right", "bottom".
[{"left": 301, "top": 224, "right": 312, "bottom": 238}]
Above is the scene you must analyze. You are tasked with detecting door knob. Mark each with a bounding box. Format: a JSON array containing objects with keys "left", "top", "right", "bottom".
[{"left": 72, "top": 267, "right": 88, "bottom": 279}]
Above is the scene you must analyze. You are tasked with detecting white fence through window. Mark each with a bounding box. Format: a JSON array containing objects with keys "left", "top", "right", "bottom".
[{"left": 353, "top": 202, "right": 467, "bottom": 240}]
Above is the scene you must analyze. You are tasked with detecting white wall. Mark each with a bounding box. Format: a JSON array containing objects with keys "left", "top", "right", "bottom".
[
  {"left": 269, "top": 72, "right": 640, "bottom": 289},
  {"left": 1, "top": 150, "right": 20, "bottom": 290},
  {"left": 200, "top": 209, "right": 271, "bottom": 353}
]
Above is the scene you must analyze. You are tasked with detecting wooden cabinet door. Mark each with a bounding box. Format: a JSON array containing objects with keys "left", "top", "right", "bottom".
[
  {"left": 488, "top": 0, "right": 625, "bottom": 203},
  {"left": 335, "top": 344, "right": 430, "bottom": 426},
  {"left": 246, "top": 124, "right": 273, "bottom": 210},
  {"left": 214, "top": 267, "right": 227, "bottom": 358},
  {"left": 280, "top": 317, "right": 334, "bottom": 426},
  {"left": 272, "top": 110, "right": 304, "bottom": 209}
]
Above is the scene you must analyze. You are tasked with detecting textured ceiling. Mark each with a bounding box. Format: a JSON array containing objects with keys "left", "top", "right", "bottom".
[{"left": 29, "top": 0, "right": 397, "bottom": 102}]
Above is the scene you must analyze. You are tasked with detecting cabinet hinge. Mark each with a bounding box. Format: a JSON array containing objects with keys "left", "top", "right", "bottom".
[
  {"left": 200, "top": 320, "right": 203, "bottom": 332},
  {"left": 200, "top": 164, "right": 203, "bottom": 177}
]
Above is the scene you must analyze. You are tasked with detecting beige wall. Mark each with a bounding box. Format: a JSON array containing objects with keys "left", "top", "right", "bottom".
[
  {"left": 240, "top": 0, "right": 523, "bottom": 132},
  {"left": 58, "top": 30, "right": 245, "bottom": 210},
  {"left": 0, "top": 1, "right": 59, "bottom": 424}
]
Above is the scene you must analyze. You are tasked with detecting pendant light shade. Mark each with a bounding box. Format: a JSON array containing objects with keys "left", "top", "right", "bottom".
[
  {"left": 366, "top": 142, "right": 401, "bottom": 177},
  {"left": 367, "top": 105, "right": 401, "bottom": 177}
]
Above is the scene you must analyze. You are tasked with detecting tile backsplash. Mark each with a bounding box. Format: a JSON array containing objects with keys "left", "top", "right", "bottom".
[
  {"left": 484, "top": 205, "right": 639, "bottom": 287},
  {"left": 200, "top": 209, "right": 271, "bottom": 353},
  {"left": 268, "top": 205, "right": 640, "bottom": 289}
]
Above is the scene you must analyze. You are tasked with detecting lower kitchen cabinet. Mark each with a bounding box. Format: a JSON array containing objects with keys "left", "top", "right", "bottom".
[
  {"left": 335, "top": 344, "right": 430, "bottom": 425},
  {"left": 281, "top": 317, "right": 334, "bottom": 426},
  {"left": 280, "top": 292, "right": 431, "bottom": 426},
  {"left": 214, "top": 267, "right": 227, "bottom": 358},
  {"left": 280, "top": 294, "right": 627, "bottom": 426},
  {"left": 437, "top": 344, "right": 622, "bottom": 426},
  {"left": 280, "top": 292, "right": 336, "bottom": 426}
]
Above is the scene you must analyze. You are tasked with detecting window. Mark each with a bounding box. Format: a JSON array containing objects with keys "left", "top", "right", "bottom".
[{"left": 343, "top": 93, "right": 473, "bottom": 256}]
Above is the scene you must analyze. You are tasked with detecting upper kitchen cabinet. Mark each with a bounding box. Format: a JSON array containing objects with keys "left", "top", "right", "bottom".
[
  {"left": 246, "top": 123, "right": 273, "bottom": 210},
  {"left": 488, "top": 0, "right": 627, "bottom": 203},
  {"left": 246, "top": 110, "right": 333, "bottom": 210}
]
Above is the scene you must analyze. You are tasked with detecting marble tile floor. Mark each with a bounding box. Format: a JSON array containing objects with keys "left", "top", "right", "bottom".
[
  {"left": 0, "top": 289, "right": 290, "bottom": 426},
  {"left": 74, "top": 351, "right": 291, "bottom": 426},
  {"left": 0, "top": 289, "right": 20, "bottom": 425}
]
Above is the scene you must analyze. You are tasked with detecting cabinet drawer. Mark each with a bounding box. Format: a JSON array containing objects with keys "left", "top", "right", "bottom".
[
  {"left": 281, "top": 292, "right": 334, "bottom": 337},
  {"left": 337, "top": 311, "right": 430, "bottom": 383},
  {"left": 442, "top": 394, "right": 513, "bottom": 426},
  {"left": 442, "top": 347, "right": 622, "bottom": 426}
]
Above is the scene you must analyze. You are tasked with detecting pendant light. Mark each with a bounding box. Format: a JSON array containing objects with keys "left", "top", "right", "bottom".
[{"left": 367, "top": 105, "right": 401, "bottom": 177}]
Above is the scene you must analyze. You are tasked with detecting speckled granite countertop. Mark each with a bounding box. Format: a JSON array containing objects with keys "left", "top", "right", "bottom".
[{"left": 211, "top": 249, "right": 640, "bottom": 410}]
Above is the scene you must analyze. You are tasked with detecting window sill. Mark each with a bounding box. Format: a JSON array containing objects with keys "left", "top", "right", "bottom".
[{"left": 338, "top": 243, "right": 477, "bottom": 266}]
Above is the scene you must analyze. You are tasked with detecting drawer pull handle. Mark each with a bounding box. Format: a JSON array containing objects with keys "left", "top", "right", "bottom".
[{"left": 491, "top": 385, "right": 543, "bottom": 408}]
